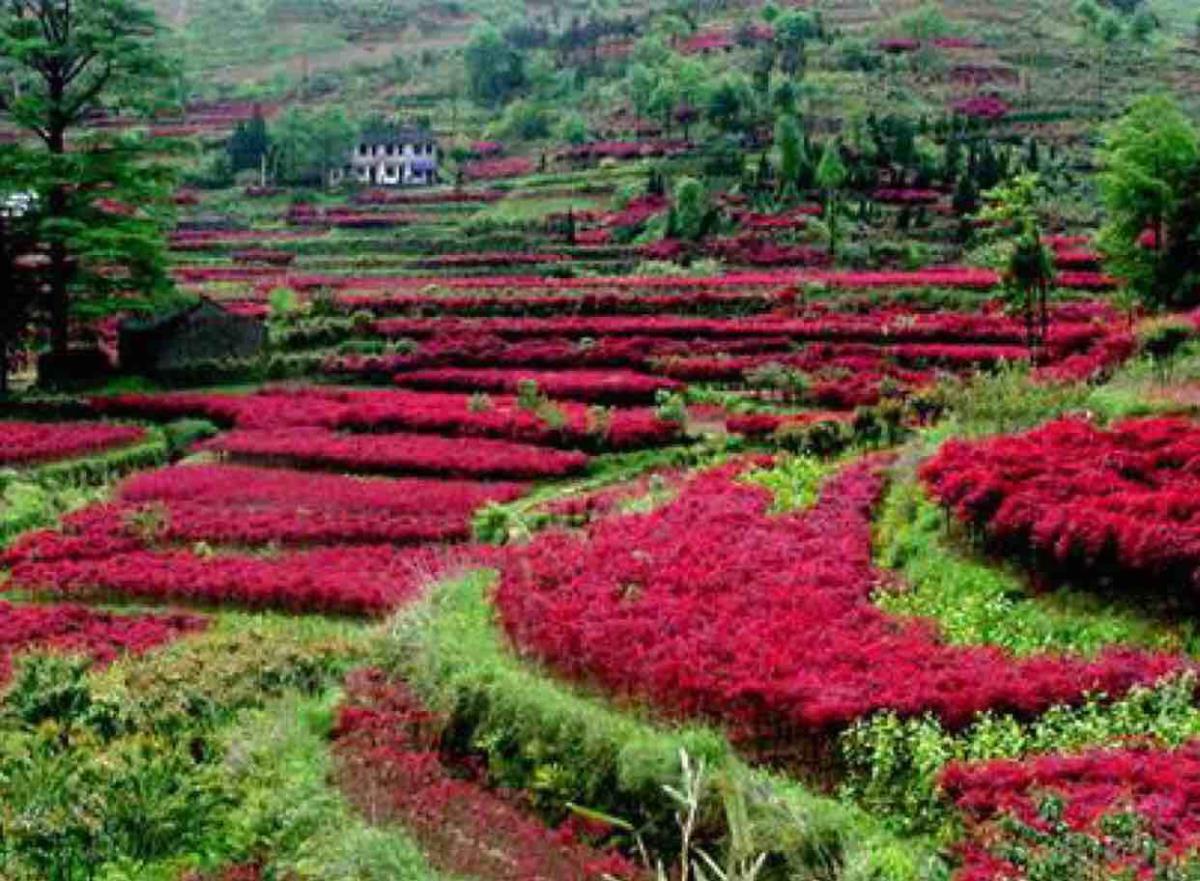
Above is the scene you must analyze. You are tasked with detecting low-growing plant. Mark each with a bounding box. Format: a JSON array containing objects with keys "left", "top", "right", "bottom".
[{"left": 838, "top": 672, "right": 1200, "bottom": 839}]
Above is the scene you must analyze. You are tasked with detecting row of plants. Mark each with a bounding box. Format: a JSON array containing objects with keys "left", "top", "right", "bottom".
[
  {"left": 0, "top": 422, "right": 148, "bottom": 466},
  {"left": 367, "top": 303, "right": 1120, "bottom": 344},
  {"left": 921, "top": 416, "right": 1200, "bottom": 598},
  {"left": 393, "top": 367, "right": 683, "bottom": 405},
  {"left": 16, "top": 463, "right": 527, "bottom": 549},
  {"left": 0, "top": 601, "right": 204, "bottom": 686},
  {"left": 200, "top": 427, "right": 590, "bottom": 479},
  {"left": 494, "top": 456, "right": 1185, "bottom": 751},
  {"left": 5, "top": 539, "right": 465, "bottom": 616},
  {"left": 91, "top": 386, "right": 683, "bottom": 451}
]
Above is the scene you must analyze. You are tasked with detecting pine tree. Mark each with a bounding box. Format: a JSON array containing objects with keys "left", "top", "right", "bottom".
[{"left": 0, "top": 0, "right": 177, "bottom": 362}]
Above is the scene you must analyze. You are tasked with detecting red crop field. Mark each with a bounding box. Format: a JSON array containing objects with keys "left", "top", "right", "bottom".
[{"left": 5, "top": 0, "right": 1200, "bottom": 875}]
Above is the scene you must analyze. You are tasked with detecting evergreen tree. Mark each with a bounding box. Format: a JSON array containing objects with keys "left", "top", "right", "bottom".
[
  {"left": 228, "top": 110, "right": 271, "bottom": 173},
  {"left": 815, "top": 139, "right": 848, "bottom": 259},
  {"left": 0, "top": 0, "right": 177, "bottom": 363},
  {"left": 671, "top": 176, "right": 710, "bottom": 241},
  {"left": 979, "top": 173, "right": 1055, "bottom": 348}
]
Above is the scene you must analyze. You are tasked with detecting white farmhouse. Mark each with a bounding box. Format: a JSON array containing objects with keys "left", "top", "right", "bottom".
[{"left": 330, "top": 124, "right": 439, "bottom": 187}]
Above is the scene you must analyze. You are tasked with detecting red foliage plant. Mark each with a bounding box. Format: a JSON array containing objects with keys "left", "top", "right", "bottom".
[
  {"left": 393, "top": 368, "right": 683, "bottom": 406},
  {"left": 462, "top": 157, "right": 535, "bottom": 180},
  {"left": 495, "top": 459, "right": 1185, "bottom": 749},
  {"left": 5, "top": 539, "right": 475, "bottom": 616},
  {"left": 200, "top": 427, "right": 589, "bottom": 479},
  {"left": 332, "top": 668, "right": 643, "bottom": 881},
  {"left": 0, "top": 421, "right": 146, "bottom": 466},
  {"left": 90, "top": 386, "right": 679, "bottom": 451},
  {"left": 942, "top": 741, "right": 1200, "bottom": 880},
  {"left": 921, "top": 417, "right": 1200, "bottom": 594},
  {"left": 0, "top": 600, "right": 204, "bottom": 684},
  {"left": 113, "top": 463, "right": 526, "bottom": 546}
]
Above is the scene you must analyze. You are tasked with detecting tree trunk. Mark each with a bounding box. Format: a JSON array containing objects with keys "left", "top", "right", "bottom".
[{"left": 48, "top": 113, "right": 70, "bottom": 357}]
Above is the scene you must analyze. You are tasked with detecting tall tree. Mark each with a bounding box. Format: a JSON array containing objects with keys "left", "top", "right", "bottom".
[
  {"left": 464, "top": 23, "right": 526, "bottom": 107},
  {"left": 1097, "top": 94, "right": 1200, "bottom": 306},
  {"left": 979, "top": 173, "right": 1055, "bottom": 348},
  {"left": 815, "top": 139, "right": 847, "bottom": 259},
  {"left": 773, "top": 112, "right": 807, "bottom": 200},
  {"left": 706, "top": 72, "right": 753, "bottom": 136},
  {"left": 0, "top": 0, "right": 175, "bottom": 359},
  {"left": 670, "top": 175, "right": 711, "bottom": 241},
  {"left": 227, "top": 109, "right": 271, "bottom": 173}
]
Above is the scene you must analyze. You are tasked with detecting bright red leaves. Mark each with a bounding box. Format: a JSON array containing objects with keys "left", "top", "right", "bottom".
[
  {"left": 0, "top": 421, "right": 146, "bottom": 466},
  {"left": 921, "top": 417, "right": 1200, "bottom": 594},
  {"left": 495, "top": 460, "right": 1185, "bottom": 743},
  {"left": 0, "top": 600, "right": 204, "bottom": 683},
  {"left": 332, "top": 669, "right": 643, "bottom": 881}
]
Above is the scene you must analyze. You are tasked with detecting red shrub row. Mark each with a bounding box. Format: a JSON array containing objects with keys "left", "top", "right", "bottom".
[
  {"left": 393, "top": 368, "right": 683, "bottom": 405},
  {"left": 170, "top": 229, "right": 325, "bottom": 250},
  {"left": 200, "top": 427, "right": 589, "bottom": 479},
  {"left": 352, "top": 189, "right": 503, "bottom": 205},
  {"left": 873, "top": 189, "right": 944, "bottom": 205},
  {"left": 942, "top": 741, "right": 1200, "bottom": 880},
  {"left": 495, "top": 459, "right": 1185, "bottom": 742},
  {"left": 6, "top": 542, "right": 469, "bottom": 616},
  {"left": 231, "top": 249, "right": 295, "bottom": 266},
  {"left": 232, "top": 267, "right": 1004, "bottom": 297},
  {"left": 732, "top": 206, "right": 822, "bottom": 231},
  {"left": 334, "top": 288, "right": 780, "bottom": 318},
  {"left": 332, "top": 669, "right": 642, "bottom": 880},
  {"left": 372, "top": 310, "right": 1109, "bottom": 349},
  {"left": 90, "top": 387, "right": 679, "bottom": 450},
  {"left": 556, "top": 140, "right": 690, "bottom": 162},
  {"left": 326, "top": 334, "right": 795, "bottom": 379},
  {"left": 921, "top": 417, "right": 1200, "bottom": 593},
  {"left": 412, "top": 252, "right": 570, "bottom": 270},
  {"left": 0, "top": 421, "right": 146, "bottom": 466},
  {"left": 705, "top": 235, "right": 832, "bottom": 267},
  {"left": 0, "top": 601, "right": 205, "bottom": 684},
  {"left": 952, "top": 96, "right": 1011, "bottom": 120},
  {"left": 122, "top": 464, "right": 524, "bottom": 546},
  {"left": 1056, "top": 270, "right": 1116, "bottom": 291},
  {"left": 1, "top": 465, "right": 521, "bottom": 558},
  {"left": 462, "top": 157, "right": 535, "bottom": 180}
]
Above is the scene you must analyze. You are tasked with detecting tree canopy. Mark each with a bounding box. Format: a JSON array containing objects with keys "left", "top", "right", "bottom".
[{"left": 1097, "top": 93, "right": 1200, "bottom": 306}]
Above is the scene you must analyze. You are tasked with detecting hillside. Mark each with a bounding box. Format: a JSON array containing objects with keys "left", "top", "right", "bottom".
[{"left": 4, "top": 1, "right": 1200, "bottom": 880}]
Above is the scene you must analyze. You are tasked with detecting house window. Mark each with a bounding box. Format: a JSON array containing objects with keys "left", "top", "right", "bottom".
[
  {"left": 358, "top": 144, "right": 367, "bottom": 156},
  {"left": 387, "top": 144, "right": 395, "bottom": 156}
]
